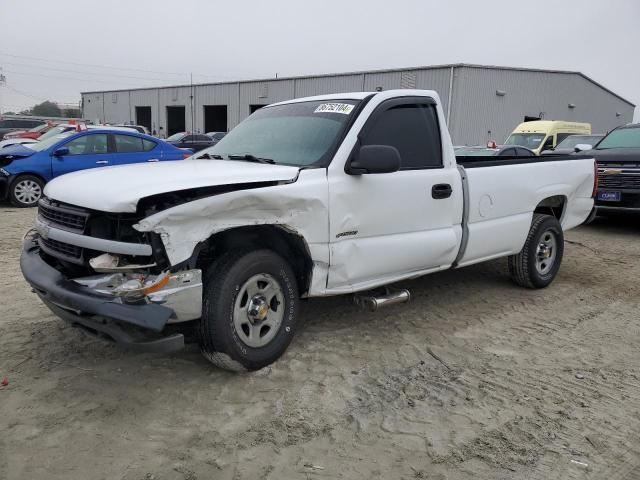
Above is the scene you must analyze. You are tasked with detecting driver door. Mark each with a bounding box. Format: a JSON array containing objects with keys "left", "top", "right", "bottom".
[
  {"left": 51, "top": 133, "right": 111, "bottom": 177},
  {"left": 327, "top": 97, "right": 463, "bottom": 291}
]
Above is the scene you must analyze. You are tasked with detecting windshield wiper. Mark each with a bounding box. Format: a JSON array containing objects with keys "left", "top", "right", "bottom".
[
  {"left": 228, "top": 154, "right": 276, "bottom": 164},
  {"left": 196, "top": 153, "right": 223, "bottom": 159}
]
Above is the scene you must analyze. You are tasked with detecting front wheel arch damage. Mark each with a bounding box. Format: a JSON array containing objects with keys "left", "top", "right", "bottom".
[{"left": 194, "top": 225, "right": 314, "bottom": 296}]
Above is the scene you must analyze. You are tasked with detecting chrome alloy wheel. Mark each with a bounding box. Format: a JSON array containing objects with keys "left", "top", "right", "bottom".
[
  {"left": 13, "top": 179, "right": 42, "bottom": 205},
  {"left": 233, "top": 273, "right": 285, "bottom": 348},
  {"left": 535, "top": 229, "right": 558, "bottom": 275}
]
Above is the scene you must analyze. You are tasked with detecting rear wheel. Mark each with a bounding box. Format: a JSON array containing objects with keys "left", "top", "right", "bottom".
[
  {"left": 509, "top": 214, "right": 564, "bottom": 289},
  {"left": 199, "top": 249, "right": 300, "bottom": 372},
  {"left": 10, "top": 174, "right": 44, "bottom": 208}
]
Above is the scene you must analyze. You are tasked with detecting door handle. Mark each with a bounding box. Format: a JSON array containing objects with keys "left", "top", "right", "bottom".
[
  {"left": 96, "top": 160, "right": 109, "bottom": 164},
  {"left": 147, "top": 158, "right": 160, "bottom": 162},
  {"left": 432, "top": 183, "right": 452, "bottom": 199}
]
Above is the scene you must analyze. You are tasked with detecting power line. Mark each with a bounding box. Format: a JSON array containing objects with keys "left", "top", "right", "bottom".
[
  {"left": 0, "top": 51, "right": 188, "bottom": 77},
  {"left": 3, "top": 84, "right": 77, "bottom": 104},
  {"left": 0, "top": 51, "right": 242, "bottom": 81},
  {"left": 0, "top": 60, "right": 185, "bottom": 82},
  {"left": 3, "top": 69, "right": 171, "bottom": 87}
]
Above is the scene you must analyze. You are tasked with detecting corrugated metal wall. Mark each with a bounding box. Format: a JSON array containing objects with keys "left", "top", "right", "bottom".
[
  {"left": 239, "top": 80, "right": 295, "bottom": 120},
  {"left": 294, "top": 74, "right": 364, "bottom": 97},
  {"left": 194, "top": 83, "right": 239, "bottom": 132},
  {"left": 129, "top": 89, "right": 160, "bottom": 131},
  {"left": 450, "top": 66, "right": 635, "bottom": 145},
  {"left": 81, "top": 66, "right": 634, "bottom": 143}
]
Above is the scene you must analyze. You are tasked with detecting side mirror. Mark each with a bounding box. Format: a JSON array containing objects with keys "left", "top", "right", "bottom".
[
  {"left": 347, "top": 145, "right": 401, "bottom": 175},
  {"left": 53, "top": 147, "right": 69, "bottom": 157},
  {"left": 574, "top": 144, "right": 592, "bottom": 152}
]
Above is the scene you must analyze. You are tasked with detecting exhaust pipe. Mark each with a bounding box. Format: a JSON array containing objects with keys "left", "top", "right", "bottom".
[{"left": 353, "top": 288, "right": 411, "bottom": 312}]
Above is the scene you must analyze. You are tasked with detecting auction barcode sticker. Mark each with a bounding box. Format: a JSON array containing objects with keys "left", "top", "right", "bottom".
[{"left": 314, "top": 103, "right": 354, "bottom": 114}]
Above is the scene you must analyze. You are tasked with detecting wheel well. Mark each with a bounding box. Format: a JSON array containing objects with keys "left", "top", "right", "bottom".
[
  {"left": 195, "top": 225, "right": 314, "bottom": 295},
  {"left": 534, "top": 195, "right": 566, "bottom": 221},
  {"left": 10, "top": 172, "right": 46, "bottom": 186}
]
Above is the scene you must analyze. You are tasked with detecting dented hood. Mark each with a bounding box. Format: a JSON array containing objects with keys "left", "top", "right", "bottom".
[{"left": 43, "top": 159, "right": 300, "bottom": 212}]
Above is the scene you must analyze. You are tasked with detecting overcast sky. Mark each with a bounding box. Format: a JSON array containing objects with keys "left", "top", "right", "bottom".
[{"left": 1, "top": 0, "right": 638, "bottom": 120}]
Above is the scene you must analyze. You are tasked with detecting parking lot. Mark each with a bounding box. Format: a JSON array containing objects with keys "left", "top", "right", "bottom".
[{"left": 0, "top": 207, "right": 639, "bottom": 480}]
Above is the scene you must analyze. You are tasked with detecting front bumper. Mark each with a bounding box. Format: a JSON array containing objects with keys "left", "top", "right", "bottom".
[
  {"left": 595, "top": 189, "right": 640, "bottom": 213},
  {"left": 0, "top": 175, "right": 8, "bottom": 201},
  {"left": 20, "top": 237, "right": 202, "bottom": 353}
]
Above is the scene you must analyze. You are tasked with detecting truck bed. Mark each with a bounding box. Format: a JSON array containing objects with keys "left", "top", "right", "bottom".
[
  {"left": 454, "top": 154, "right": 595, "bottom": 268},
  {"left": 456, "top": 154, "right": 591, "bottom": 168}
]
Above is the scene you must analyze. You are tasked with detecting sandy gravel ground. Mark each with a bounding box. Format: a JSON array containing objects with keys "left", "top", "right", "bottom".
[{"left": 1, "top": 207, "right": 639, "bottom": 480}]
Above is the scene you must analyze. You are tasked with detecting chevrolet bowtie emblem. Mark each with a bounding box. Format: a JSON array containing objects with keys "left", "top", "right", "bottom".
[{"left": 602, "top": 169, "right": 623, "bottom": 175}]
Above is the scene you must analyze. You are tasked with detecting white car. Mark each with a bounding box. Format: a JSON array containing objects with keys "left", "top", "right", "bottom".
[
  {"left": 0, "top": 137, "right": 38, "bottom": 149},
  {"left": 21, "top": 90, "right": 596, "bottom": 372}
]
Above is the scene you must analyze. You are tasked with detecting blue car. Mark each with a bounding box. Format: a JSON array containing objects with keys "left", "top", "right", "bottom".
[{"left": 0, "top": 128, "right": 191, "bottom": 207}]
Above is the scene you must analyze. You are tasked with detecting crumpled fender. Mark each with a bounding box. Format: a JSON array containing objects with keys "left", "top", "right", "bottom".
[{"left": 133, "top": 168, "right": 331, "bottom": 295}]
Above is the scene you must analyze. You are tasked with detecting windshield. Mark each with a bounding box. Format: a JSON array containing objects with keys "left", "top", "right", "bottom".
[
  {"left": 38, "top": 126, "right": 72, "bottom": 142},
  {"left": 455, "top": 147, "right": 498, "bottom": 156},
  {"left": 555, "top": 135, "right": 602, "bottom": 149},
  {"left": 29, "top": 124, "right": 50, "bottom": 133},
  {"left": 166, "top": 132, "right": 187, "bottom": 141},
  {"left": 505, "top": 133, "right": 546, "bottom": 149},
  {"left": 196, "top": 99, "right": 361, "bottom": 166},
  {"left": 25, "top": 132, "right": 74, "bottom": 152},
  {"left": 596, "top": 128, "right": 640, "bottom": 149}
]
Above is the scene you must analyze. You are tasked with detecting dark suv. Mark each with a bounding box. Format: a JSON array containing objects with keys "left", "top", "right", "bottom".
[
  {"left": 590, "top": 124, "right": 640, "bottom": 215},
  {"left": 0, "top": 118, "right": 46, "bottom": 140}
]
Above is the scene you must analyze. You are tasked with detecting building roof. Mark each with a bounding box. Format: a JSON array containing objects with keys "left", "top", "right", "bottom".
[{"left": 81, "top": 63, "right": 635, "bottom": 107}]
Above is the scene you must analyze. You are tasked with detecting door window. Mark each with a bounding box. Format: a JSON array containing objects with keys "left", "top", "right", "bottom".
[
  {"left": 361, "top": 102, "right": 442, "bottom": 169},
  {"left": 114, "top": 134, "right": 144, "bottom": 152},
  {"left": 498, "top": 148, "right": 516, "bottom": 156},
  {"left": 516, "top": 147, "right": 535, "bottom": 157},
  {"left": 64, "top": 134, "right": 109, "bottom": 155},
  {"left": 542, "top": 135, "right": 555, "bottom": 150},
  {"left": 556, "top": 132, "right": 576, "bottom": 144},
  {"left": 142, "top": 139, "right": 156, "bottom": 151}
]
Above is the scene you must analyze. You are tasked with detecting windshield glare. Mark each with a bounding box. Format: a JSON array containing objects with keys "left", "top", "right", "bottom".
[
  {"left": 26, "top": 132, "right": 74, "bottom": 152},
  {"left": 556, "top": 135, "right": 602, "bottom": 149},
  {"left": 505, "top": 133, "right": 546, "bottom": 149},
  {"left": 596, "top": 128, "right": 640, "bottom": 149},
  {"left": 455, "top": 148, "right": 498, "bottom": 156},
  {"left": 196, "top": 100, "right": 360, "bottom": 166},
  {"left": 37, "top": 126, "right": 71, "bottom": 142},
  {"left": 30, "top": 124, "right": 50, "bottom": 133},
  {"left": 166, "top": 132, "right": 187, "bottom": 141}
]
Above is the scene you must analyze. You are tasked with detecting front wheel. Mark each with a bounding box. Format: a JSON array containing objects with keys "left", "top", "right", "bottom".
[
  {"left": 10, "top": 174, "right": 44, "bottom": 208},
  {"left": 508, "top": 214, "right": 564, "bottom": 289},
  {"left": 199, "top": 249, "right": 300, "bottom": 372}
]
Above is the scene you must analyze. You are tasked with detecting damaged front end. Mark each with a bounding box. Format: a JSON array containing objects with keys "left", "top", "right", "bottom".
[{"left": 20, "top": 197, "right": 203, "bottom": 352}]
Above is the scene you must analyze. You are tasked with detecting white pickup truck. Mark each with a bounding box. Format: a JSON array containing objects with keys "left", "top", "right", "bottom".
[{"left": 21, "top": 90, "right": 597, "bottom": 371}]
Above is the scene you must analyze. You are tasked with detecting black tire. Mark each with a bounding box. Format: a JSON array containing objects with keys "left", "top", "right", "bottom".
[
  {"left": 508, "top": 213, "right": 564, "bottom": 289},
  {"left": 199, "top": 249, "right": 300, "bottom": 372},
  {"left": 9, "top": 174, "right": 44, "bottom": 208}
]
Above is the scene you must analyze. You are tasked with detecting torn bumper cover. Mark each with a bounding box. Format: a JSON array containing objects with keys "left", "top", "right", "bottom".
[{"left": 20, "top": 237, "right": 202, "bottom": 353}]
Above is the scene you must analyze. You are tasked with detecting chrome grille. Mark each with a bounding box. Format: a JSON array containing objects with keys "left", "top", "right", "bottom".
[
  {"left": 39, "top": 237, "right": 83, "bottom": 263},
  {"left": 598, "top": 172, "right": 640, "bottom": 189},
  {"left": 38, "top": 199, "right": 89, "bottom": 232}
]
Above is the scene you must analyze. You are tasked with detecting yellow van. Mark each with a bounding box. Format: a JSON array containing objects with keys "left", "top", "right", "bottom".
[{"left": 505, "top": 121, "right": 591, "bottom": 155}]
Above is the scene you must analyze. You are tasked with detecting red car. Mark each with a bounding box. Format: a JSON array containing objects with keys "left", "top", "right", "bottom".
[{"left": 3, "top": 123, "right": 57, "bottom": 140}]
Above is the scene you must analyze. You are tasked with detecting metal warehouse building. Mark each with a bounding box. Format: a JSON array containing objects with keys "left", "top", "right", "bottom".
[{"left": 81, "top": 63, "right": 635, "bottom": 145}]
